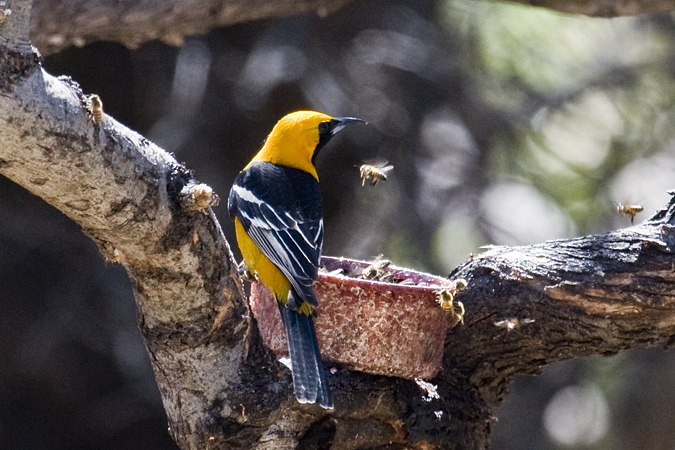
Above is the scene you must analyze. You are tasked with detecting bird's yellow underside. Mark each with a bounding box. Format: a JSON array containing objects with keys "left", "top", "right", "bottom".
[{"left": 235, "top": 218, "right": 314, "bottom": 316}]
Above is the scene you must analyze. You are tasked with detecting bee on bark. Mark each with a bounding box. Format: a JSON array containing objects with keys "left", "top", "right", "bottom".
[
  {"left": 0, "top": 6, "right": 11, "bottom": 24},
  {"left": 359, "top": 160, "right": 393, "bottom": 187},
  {"left": 435, "top": 289, "right": 465, "bottom": 327},
  {"left": 87, "top": 95, "right": 104, "bottom": 125},
  {"left": 435, "top": 278, "right": 467, "bottom": 327}
]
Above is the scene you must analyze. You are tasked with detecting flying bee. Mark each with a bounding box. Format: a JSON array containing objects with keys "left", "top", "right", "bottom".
[
  {"left": 87, "top": 94, "right": 104, "bottom": 125},
  {"left": 494, "top": 317, "right": 535, "bottom": 332},
  {"left": 358, "top": 160, "right": 393, "bottom": 187},
  {"left": 616, "top": 203, "right": 643, "bottom": 224}
]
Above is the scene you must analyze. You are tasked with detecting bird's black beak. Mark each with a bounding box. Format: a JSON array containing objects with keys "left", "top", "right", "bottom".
[
  {"left": 331, "top": 117, "right": 367, "bottom": 135},
  {"left": 313, "top": 116, "right": 366, "bottom": 165}
]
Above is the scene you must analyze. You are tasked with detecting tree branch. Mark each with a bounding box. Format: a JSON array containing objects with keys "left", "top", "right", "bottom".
[
  {"left": 30, "top": 0, "right": 357, "bottom": 55},
  {"left": 0, "top": 5, "right": 267, "bottom": 445},
  {"left": 25, "top": 0, "right": 675, "bottom": 58},
  {"left": 445, "top": 202, "right": 675, "bottom": 408}
]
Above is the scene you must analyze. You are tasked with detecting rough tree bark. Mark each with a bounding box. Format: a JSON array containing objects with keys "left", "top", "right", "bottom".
[
  {"left": 23, "top": 0, "right": 675, "bottom": 57},
  {"left": 2, "top": 1, "right": 675, "bottom": 450},
  {"left": 29, "top": 0, "right": 358, "bottom": 56}
]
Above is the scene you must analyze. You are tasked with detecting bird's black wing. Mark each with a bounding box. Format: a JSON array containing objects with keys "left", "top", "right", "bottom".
[{"left": 228, "top": 161, "right": 323, "bottom": 308}]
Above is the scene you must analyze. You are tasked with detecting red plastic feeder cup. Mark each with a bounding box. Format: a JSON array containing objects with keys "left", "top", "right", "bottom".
[{"left": 249, "top": 256, "right": 461, "bottom": 380}]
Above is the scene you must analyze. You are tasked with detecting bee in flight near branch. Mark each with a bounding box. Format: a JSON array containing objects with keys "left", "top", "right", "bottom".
[
  {"left": 616, "top": 203, "right": 643, "bottom": 224},
  {"left": 358, "top": 160, "right": 393, "bottom": 187}
]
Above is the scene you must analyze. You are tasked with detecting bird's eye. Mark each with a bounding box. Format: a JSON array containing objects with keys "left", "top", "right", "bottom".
[{"left": 318, "top": 122, "right": 330, "bottom": 134}]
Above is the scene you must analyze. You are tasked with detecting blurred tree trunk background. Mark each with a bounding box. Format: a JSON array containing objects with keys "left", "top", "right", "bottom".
[{"left": 3, "top": 0, "right": 675, "bottom": 449}]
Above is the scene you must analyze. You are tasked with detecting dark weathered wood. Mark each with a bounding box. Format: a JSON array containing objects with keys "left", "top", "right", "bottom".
[
  {"left": 445, "top": 197, "right": 675, "bottom": 409},
  {"left": 30, "top": 0, "right": 356, "bottom": 55},
  {"left": 25, "top": 0, "right": 675, "bottom": 57}
]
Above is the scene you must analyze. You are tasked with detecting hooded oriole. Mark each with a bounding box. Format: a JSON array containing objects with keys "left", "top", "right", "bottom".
[{"left": 228, "top": 111, "right": 364, "bottom": 409}]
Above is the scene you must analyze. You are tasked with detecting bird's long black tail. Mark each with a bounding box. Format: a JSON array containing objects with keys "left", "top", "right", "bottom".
[{"left": 278, "top": 302, "right": 333, "bottom": 409}]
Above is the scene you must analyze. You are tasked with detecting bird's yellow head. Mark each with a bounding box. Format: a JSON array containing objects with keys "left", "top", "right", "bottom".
[{"left": 248, "top": 110, "right": 364, "bottom": 180}]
